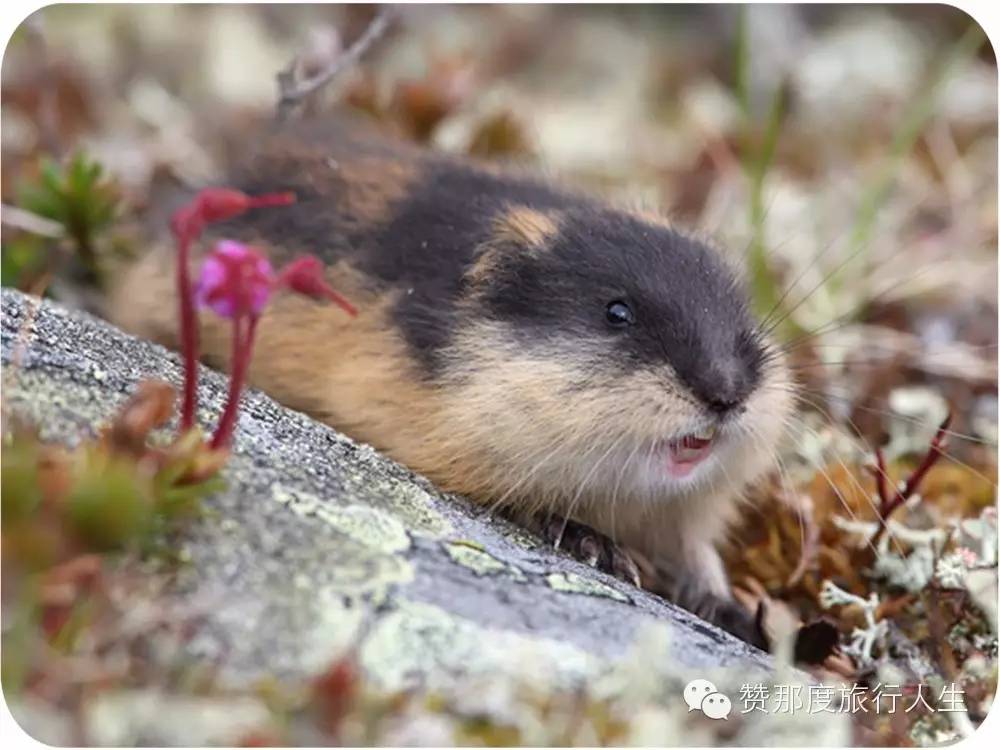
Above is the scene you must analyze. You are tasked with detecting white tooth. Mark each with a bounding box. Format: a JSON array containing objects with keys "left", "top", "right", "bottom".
[{"left": 696, "top": 425, "right": 716, "bottom": 440}]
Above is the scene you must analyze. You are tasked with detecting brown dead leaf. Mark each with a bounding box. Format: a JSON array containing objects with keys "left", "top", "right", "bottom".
[
  {"left": 391, "top": 55, "right": 478, "bottom": 141},
  {"left": 105, "top": 380, "right": 176, "bottom": 457}
]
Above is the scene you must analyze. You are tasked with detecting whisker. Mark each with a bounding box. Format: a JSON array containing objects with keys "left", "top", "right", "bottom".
[
  {"left": 758, "top": 232, "right": 885, "bottom": 340},
  {"left": 483, "top": 439, "right": 572, "bottom": 518},
  {"left": 767, "top": 383, "right": 1000, "bottom": 477},
  {"left": 743, "top": 418, "right": 809, "bottom": 577},
  {"left": 556, "top": 429, "right": 632, "bottom": 548},
  {"left": 765, "top": 264, "right": 938, "bottom": 359},
  {"left": 777, "top": 413, "right": 889, "bottom": 559},
  {"left": 758, "top": 232, "right": 847, "bottom": 333},
  {"left": 767, "top": 384, "right": 996, "bottom": 558},
  {"left": 791, "top": 414, "right": 911, "bottom": 556},
  {"left": 757, "top": 379, "right": 911, "bottom": 552},
  {"left": 804, "top": 389, "right": 993, "bottom": 447},
  {"left": 608, "top": 437, "right": 645, "bottom": 545}
]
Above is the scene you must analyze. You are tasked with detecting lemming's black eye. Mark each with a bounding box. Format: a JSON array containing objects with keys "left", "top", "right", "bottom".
[{"left": 605, "top": 300, "right": 635, "bottom": 328}]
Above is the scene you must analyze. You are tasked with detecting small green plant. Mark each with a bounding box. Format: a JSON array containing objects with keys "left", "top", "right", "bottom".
[
  {"left": 16, "top": 152, "right": 119, "bottom": 268},
  {"left": 0, "top": 233, "right": 50, "bottom": 293},
  {"left": 2, "top": 152, "right": 119, "bottom": 292},
  {"left": 1, "top": 383, "right": 223, "bottom": 570}
]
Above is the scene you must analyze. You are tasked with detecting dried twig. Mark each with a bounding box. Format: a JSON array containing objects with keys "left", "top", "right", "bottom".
[
  {"left": 275, "top": 7, "right": 395, "bottom": 121},
  {"left": 1, "top": 203, "right": 65, "bottom": 238},
  {"left": 869, "top": 413, "right": 952, "bottom": 545}
]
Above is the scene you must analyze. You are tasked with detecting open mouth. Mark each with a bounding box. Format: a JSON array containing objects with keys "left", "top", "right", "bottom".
[{"left": 665, "top": 427, "right": 716, "bottom": 478}]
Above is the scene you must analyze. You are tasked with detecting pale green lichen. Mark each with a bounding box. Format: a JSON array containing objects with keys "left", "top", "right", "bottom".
[
  {"left": 1, "top": 367, "right": 116, "bottom": 442},
  {"left": 320, "top": 505, "right": 410, "bottom": 553},
  {"left": 546, "top": 572, "right": 630, "bottom": 602},
  {"left": 286, "top": 536, "right": 412, "bottom": 600},
  {"left": 82, "top": 689, "right": 271, "bottom": 746},
  {"left": 283, "top": 590, "right": 367, "bottom": 674},
  {"left": 2, "top": 366, "right": 177, "bottom": 449},
  {"left": 493, "top": 521, "right": 546, "bottom": 551},
  {"left": 259, "top": 485, "right": 419, "bottom": 602},
  {"left": 359, "top": 600, "right": 598, "bottom": 693},
  {"left": 367, "top": 478, "right": 454, "bottom": 538},
  {"left": 444, "top": 541, "right": 526, "bottom": 581},
  {"left": 271, "top": 486, "right": 410, "bottom": 554}
]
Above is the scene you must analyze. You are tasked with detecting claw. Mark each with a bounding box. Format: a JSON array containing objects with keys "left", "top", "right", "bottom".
[
  {"left": 612, "top": 552, "right": 642, "bottom": 588},
  {"left": 545, "top": 517, "right": 568, "bottom": 550},
  {"left": 579, "top": 536, "right": 601, "bottom": 567},
  {"left": 535, "top": 514, "right": 641, "bottom": 587}
]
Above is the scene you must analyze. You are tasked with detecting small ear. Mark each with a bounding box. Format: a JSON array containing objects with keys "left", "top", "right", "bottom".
[{"left": 465, "top": 206, "right": 560, "bottom": 287}]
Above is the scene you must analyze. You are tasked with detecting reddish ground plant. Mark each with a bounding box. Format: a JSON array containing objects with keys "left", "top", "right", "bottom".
[
  {"left": 869, "top": 414, "right": 953, "bottom": 544},
  {"left": 169, "top": 187, "right": 295, "bottom": 431},
  {"left": 1, "top": 187, "right": 357, "bottom": 700},
  {"left": 170, "top": 187, "right": 355, "bottom": 448},
  {"left": 194, "top": 239, "right": 356, "bottom": 448}
]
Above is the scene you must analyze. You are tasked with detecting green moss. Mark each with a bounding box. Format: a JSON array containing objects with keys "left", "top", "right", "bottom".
[
  {"left": 67, "top": 453, "right": 154, "bottom": 551},
  {"left": 15, "top": 151, "right": 119, "bottom": 278},
  {"left": 1, "top": 432, "right": 45, "bottom": 522}
]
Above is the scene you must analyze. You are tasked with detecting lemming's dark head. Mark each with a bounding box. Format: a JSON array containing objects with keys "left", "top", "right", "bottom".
[{"left": 469, "top": 204, "right": 767, "bottom": 418}]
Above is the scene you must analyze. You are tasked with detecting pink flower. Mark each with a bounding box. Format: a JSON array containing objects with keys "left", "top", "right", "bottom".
[
  {"left": 956, "top": 547, "right": 980, "bottom": 567},
  {"left": 170, "top": 186, "right": 356, "bottom": 451},
  {"left": 171, "top": 188, "right": 295, "bottom": 431},
  {"left": 196, "top": 240, "right": 274, "bottom": 319},
  {"left": 191, "top": 241, "right": 356, "bottom": 450}
]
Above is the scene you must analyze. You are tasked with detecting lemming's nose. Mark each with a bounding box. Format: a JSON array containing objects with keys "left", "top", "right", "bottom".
[
  {"left": 706, "top": 393, "right": 744, "bottom": 414},
  {"left": 695, "top": 361, "right": 752, "bottom": 416}
]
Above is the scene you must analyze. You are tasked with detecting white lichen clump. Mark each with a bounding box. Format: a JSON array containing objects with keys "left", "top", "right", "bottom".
[
  {"left": 833, "top": 512, "right": 947, "bottom": 592},
  {"left": 935, "top": 508, "right": 999, "bottom": 631},
  {"left": 819, "top": 580, "right": 888, "bottom": 667}
]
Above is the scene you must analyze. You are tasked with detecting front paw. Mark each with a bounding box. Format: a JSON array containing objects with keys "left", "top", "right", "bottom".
[
  {"left": 676, "top": 583, "right": 769, "bottom": 651},
  {"left": 538, "top": 514, "right": 641, "bottom": 587},
  {"left": 710, "top": 598, "right": 769, "bottom": 651}
]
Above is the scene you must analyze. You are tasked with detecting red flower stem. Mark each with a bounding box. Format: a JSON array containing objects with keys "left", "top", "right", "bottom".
[
  {"left": 211, "top": 315, "right": 260, "bottom": 450},
  {"left": 319, "top": 288, "right": 357, "bottom": 317},
  {"left": 246, "top": 192, "right": 296, "bottom": 209},
  {"left": 272, "top": 258, "right": 358, "bottom": 317},
  {"left": 172, "top": 189, "right": 295, "bottom": 434},
  {"left": 176, "top": 230, "right": 200, "bottom": 431}
]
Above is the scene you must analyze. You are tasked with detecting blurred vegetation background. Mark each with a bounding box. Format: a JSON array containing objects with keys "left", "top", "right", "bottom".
[
  {"left": 1, "top": 4, "right": 998, "bottom": 746},
  {"left": 2, "top": 4, "right": 996, "bottom": 427}
]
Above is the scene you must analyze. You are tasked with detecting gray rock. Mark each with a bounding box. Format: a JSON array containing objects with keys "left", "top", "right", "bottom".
[{"left": 3, "top": 289, "right": 831, "bottom": 745}]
